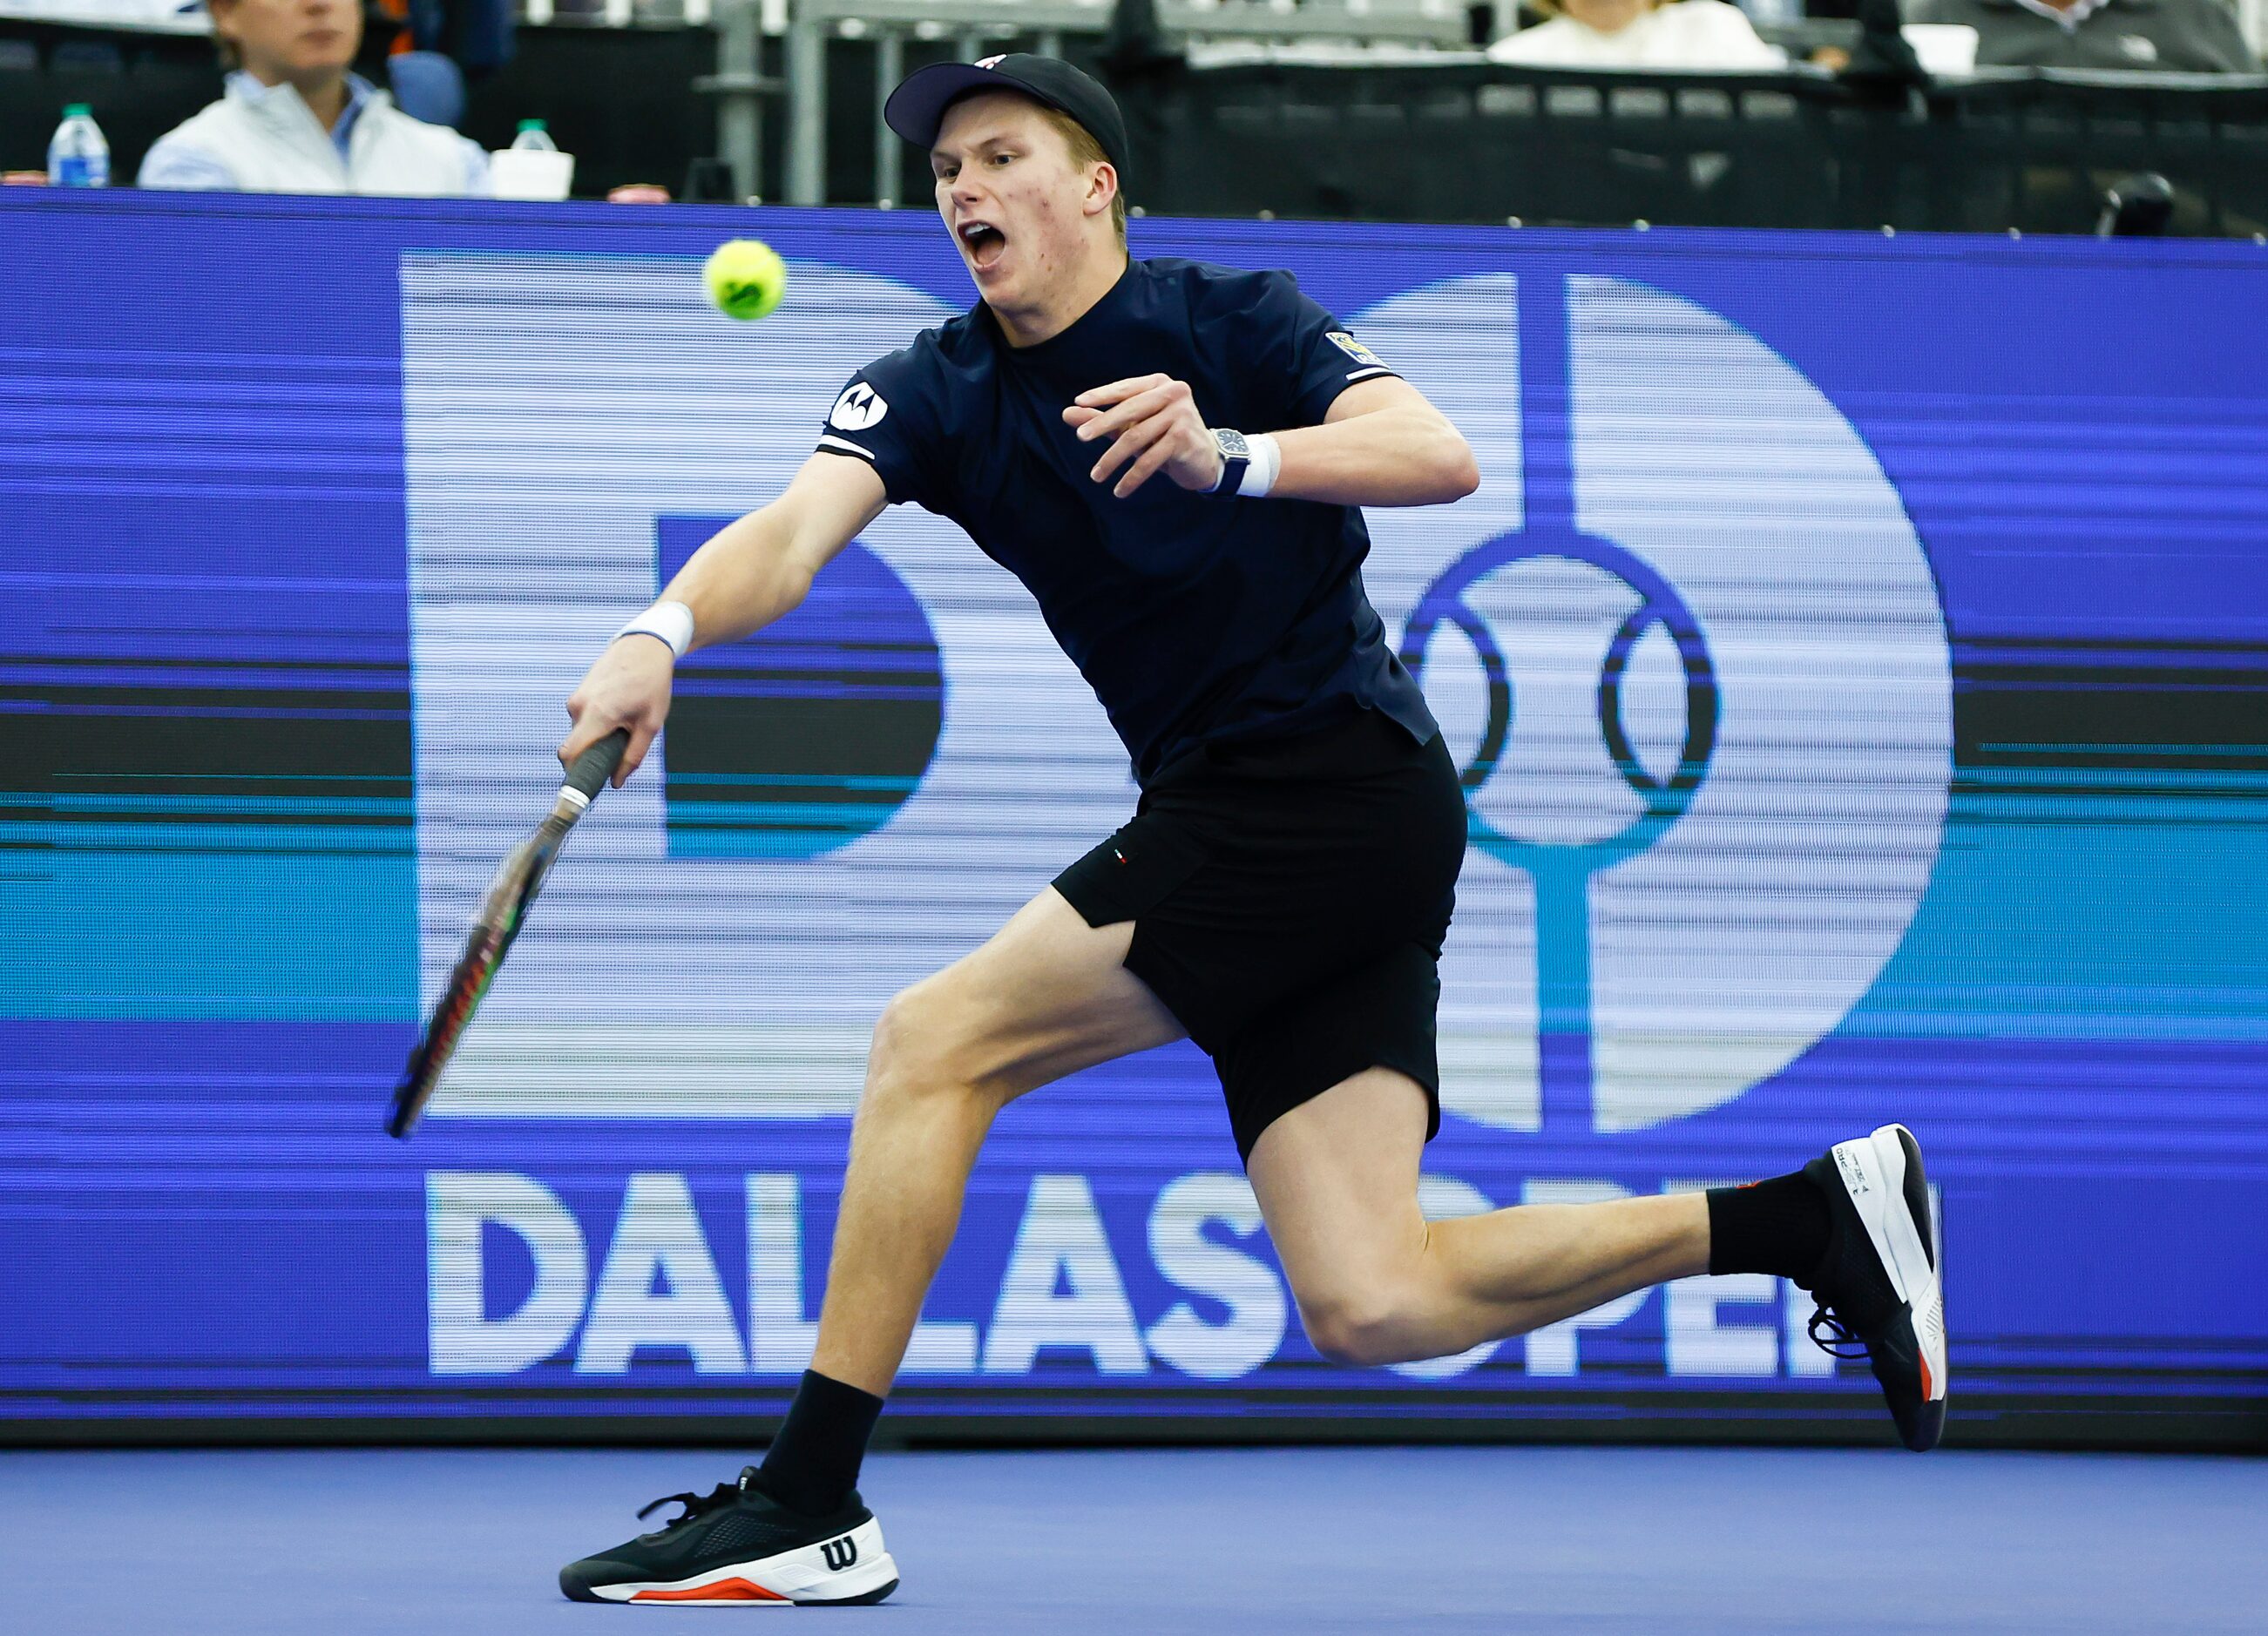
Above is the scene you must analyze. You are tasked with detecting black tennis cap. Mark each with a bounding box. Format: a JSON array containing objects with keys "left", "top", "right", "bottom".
[{"left": 884, "top": 54, "right": 1128, "bottom": 177}]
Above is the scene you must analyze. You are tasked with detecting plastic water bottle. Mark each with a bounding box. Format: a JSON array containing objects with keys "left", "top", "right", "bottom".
[
  {"left": 47, "top": 104, "right": 110, "bottom": 188},
  {"left": 510, "top": 119, "right": 558, "bottom": 152}
]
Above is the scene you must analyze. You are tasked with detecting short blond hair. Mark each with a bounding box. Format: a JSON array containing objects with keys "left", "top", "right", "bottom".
[
  {"left": 1528, "top": 0, "right": 1663, "bottom": 12},
  {"left": 1034, "top": 102, "right": 1128, "bottom": 246}
]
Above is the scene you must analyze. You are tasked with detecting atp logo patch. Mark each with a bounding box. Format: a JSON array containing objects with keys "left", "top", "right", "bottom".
[
  {"left": 829, "top": 381, "right": 890, "bottom": 432},
  {"left": 1327, "top": 331, "right": 1387, "bottom": 369}
]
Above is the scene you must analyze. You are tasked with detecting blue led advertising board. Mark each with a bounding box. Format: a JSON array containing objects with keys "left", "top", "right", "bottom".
[{"left": 4, "top": 192, "right": 2264, "bottom": 1435}]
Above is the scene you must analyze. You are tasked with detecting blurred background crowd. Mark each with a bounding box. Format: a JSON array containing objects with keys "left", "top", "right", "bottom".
[{"left": 4, "top": 0, "right": 2265, "bottom": 233}]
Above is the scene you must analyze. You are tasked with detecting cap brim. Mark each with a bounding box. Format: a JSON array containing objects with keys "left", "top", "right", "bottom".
[{"left": 884, "top": 64, "right": 1029, "bottom": 152}]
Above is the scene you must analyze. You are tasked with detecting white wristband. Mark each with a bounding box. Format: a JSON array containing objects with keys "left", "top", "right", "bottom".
[
  {"left": 1239, "top": 433, "right": 1281, "bottom": 499},
  {"left": 613, "top": 599, "right": 695, "bottom": 659}
]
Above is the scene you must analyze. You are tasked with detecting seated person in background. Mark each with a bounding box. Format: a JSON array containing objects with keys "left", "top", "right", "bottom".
[
  {"left": 1909, "top": 0, "right": 2259, "bottom": 71},
  {"left": 140, "top": 0, "right": 490, "bottom": 195},
  {"left": 1486, "top": 0, "right": 1789, "bottom": 68}
]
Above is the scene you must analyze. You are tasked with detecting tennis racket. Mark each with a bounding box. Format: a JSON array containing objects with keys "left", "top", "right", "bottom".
[{"left": 386, "top": 728, "right": 630, "bottom": 1139}]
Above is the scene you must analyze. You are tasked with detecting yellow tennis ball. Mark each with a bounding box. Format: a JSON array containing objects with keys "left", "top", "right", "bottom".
[{"left": 703, "top": 238, "right": 787, "bottom": 321}]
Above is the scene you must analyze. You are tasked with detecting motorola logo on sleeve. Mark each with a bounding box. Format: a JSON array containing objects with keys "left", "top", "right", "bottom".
[
  {"left": 1358, "top": 274, "right": 1953, "bottom": 1134},
  {"left": 829, "top": 382, "right": 889, "bottom": 431}
]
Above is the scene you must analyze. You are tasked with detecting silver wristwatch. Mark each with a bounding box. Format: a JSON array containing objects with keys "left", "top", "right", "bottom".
[{"left": 1208, "top": 427, "right": 1252, "bottom": 495}]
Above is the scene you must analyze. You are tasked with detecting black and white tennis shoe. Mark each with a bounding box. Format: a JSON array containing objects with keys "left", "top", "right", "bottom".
[
  {"left": 1802, "top": 1122, "right": 1947, "bottom": 1452},
  {"left": 559, "top": 1466, "right": 898, "bottom": 1606}
]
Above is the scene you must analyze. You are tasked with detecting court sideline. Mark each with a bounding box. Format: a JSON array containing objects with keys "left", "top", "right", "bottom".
[{"left": 6, "top": 1443, "right": 2260, "bottom": 1632}]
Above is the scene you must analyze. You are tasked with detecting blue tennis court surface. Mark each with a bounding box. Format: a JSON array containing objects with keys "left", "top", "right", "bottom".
[{"left": 7, "top": 1444, "right": 2262, "bottom": 1632}]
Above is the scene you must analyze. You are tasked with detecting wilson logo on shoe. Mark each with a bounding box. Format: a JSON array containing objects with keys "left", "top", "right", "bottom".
[{"left": 821, "top": 1538, "right": 859, "bottom": 1572}]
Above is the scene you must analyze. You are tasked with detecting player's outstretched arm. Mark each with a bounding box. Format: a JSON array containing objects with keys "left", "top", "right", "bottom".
[
  {"left": 1282, "top": 375, "right": 1479, "bottom": 507},
  {"left": 559, "top": 453, "right": 888, "bottom": 784},
  {"left": 1066, "top": 374, "right": 1475, "bottom": 508}
]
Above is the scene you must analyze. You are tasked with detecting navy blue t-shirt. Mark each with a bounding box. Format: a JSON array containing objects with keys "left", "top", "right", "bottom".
[{"left": 814, "top": 256, "right": 1438, "bottom": 785}]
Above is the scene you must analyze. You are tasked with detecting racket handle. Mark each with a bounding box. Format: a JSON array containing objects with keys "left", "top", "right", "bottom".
[{"left": 563, "top": 728, "right": 632, "bottom": 801}]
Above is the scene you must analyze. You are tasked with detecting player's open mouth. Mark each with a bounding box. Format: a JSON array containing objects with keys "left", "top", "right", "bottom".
[{"left": 959, "top": 222, "right": 1007, "bottom": 271}]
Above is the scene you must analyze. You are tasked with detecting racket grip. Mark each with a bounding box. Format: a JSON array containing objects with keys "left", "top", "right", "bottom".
[{"left": 563, "top": 728, "right": 632, "bottom": 800}]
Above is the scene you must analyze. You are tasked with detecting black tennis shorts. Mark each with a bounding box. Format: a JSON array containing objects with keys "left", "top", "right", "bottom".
[{"left": 1053, "top": 708, "right": 1466, "bottom": 1162}]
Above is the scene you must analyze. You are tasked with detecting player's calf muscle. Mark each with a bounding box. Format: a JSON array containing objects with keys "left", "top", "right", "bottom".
[
  {"left": 815, "top": 1077, "right": 994, "bottom": 1392},
  {"left": 1433, "top": 1194, "right": 1708, "bottom": 1305},
  {"left": 1287, "top": 1194, "right": 1709, "bottom": 1366}
]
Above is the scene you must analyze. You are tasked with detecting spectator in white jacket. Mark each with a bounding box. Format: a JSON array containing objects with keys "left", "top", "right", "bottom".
[
  {"left": 1487, "top": 0, "right": 1789, "bottom": 68},
  {"left": 139, "top": 0, "right": 490, "bottom": 196}
]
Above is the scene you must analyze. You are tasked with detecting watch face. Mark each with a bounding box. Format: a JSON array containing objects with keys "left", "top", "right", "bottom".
[{"left": 1215, "top": 428, "right": 1251, "bottom": 459}]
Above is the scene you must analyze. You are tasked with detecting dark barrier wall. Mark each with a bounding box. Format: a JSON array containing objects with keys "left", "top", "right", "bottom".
[
  {"left": 5, "top": 193, "right": 2266, "bottom": 1446},
  {"left": 1124, "top": 64, "right": 2268, "bottom": 236},
  {"left": 10, "top": 22, "right": 2268, "bottom": 234}
]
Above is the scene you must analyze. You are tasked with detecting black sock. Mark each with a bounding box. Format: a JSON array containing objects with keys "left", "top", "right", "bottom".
[
  {"left": 1707, "top": 1171, "right": 1832, "bottom": 1284},
  {"left": 755, "top": 1369, "right": 884, "bottom": 1517}
]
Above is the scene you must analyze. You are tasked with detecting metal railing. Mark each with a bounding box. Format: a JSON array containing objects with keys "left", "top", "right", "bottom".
[
  {"left": 777, "top": 0, "right": 1472, "bottom": 204},
  {"left": 508, "top": 0, "right": 2268, "bottom": 209},
  {"left": 518, "top": 0, "right": 741, "bottom": 24},
  {"left": 511, "top": 0, "right": 2268, "bottom": 82},
  {"left": 513, "top": 0, "right": 1473, "bottom": 203}
]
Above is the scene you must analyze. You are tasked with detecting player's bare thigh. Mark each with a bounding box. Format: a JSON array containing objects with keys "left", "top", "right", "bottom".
[
  {"left": 878, "top": 885, "right": 1186, "bottom": 1105},
  {"left": 1246, "top": 1068, "right": 1431, "bottom": 1314}
]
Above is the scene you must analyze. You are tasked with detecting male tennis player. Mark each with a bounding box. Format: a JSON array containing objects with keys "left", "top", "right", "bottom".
[{"left": 553, "top": 57, "right": 1946, "bottom": 1606}]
